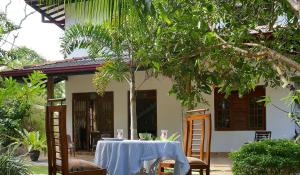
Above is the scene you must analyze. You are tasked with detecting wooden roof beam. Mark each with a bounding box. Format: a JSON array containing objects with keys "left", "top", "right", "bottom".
[
  {"left": 53, "top": 13, "right": 65, "bottom": 20},
  {"left": 46, "top": 8, "right": 64, "bottom": 17},
  {"left": 27, "top": 3, "right": 65, "bottom": 29}
]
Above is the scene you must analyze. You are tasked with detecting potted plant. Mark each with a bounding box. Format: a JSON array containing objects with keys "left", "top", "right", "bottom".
[
  {"left": 138, "top": 133, "right": 153, "bottom": 140},
  {"left": 14, "top": 130, "right": 47, "bottom": 161}
]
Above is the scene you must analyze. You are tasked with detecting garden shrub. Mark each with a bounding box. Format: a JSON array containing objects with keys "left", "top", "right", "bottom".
[
  {"left": 0, "top": 100, "right": 31, "bottom": 145},
  {"left": 0, "top": 72, "right": 46, "bottom": 145},
  {"left": 0, "top": 145, "right": 31, "bottom": 175},
  {"left": 229, "top": 139, "right": 300, "bottom": 175}
]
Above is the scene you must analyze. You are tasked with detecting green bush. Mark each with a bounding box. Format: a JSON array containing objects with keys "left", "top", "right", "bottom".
[
  {"left": 296, "top": 135, "right": 300, "bottom": 144},
  {"left": 0, "top": 100, "right": 31, "bottom": 145},
  {"left": 0, "top": 72, "right": 46, "bottom": 145},
  {"left": 229, "top": 139, "right": 300, "bottom": 175},
  {"left": 0, "top": 145, "right": 31, "bottom": 175}
]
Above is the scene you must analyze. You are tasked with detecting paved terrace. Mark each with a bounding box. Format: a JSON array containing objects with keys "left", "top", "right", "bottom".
[{"left": 29, "top": 153, "right": 232, "bottom": 175}]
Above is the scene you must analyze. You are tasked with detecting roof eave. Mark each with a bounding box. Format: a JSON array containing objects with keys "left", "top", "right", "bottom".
[{"left": 0, "top": 64, "right": 101, "bottom": 77}]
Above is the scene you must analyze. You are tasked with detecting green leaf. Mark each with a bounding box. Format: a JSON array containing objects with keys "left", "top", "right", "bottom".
[{"left": 257, "top": 96, "right": 271, "bottom": 105}]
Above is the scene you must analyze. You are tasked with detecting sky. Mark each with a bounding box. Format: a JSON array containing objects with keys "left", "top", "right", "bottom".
[{"left": 0, "top": 0, "right": 64, "bottom": 61}]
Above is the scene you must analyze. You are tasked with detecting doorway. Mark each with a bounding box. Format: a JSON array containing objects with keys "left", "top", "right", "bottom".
[
  {"left": 128, "top": 90, "right": 157, "bottom": 138},
  {"left": 72, "top": 92, "right": 113, "bottom": 151}
]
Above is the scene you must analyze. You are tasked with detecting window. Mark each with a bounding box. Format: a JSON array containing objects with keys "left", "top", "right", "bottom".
[{"left": 214, "top": 86, "right": 266, "bottom": 131}]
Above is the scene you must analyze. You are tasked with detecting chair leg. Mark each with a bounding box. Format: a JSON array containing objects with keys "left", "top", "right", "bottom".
[
  {"left": 157, "top": 165, "right": 162, "bottom": 175},
  {"left": 206, "top": 168, "right": 210, "bottom": 175},
  {"left": 200, "top": 169, "right": 204, "bottom": 175},
  {"left": 187, "top": 170, "right": 192, "bottom": 175},
  {"left": 157, "top": 166, "right": 173, "bottom": 175}
]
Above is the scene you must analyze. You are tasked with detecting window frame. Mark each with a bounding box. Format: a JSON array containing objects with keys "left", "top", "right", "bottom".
[{"left": 214, "top": 86, "right": 266, "bottom": 131}]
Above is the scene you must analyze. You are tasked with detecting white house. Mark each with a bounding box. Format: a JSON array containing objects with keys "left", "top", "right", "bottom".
[{"left": 2, "top": 0, "right": 297, "bottom": 153}]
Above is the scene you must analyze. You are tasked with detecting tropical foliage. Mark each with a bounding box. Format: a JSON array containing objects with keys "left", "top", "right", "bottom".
[
  {"left": 0, "top": 144, "right": 31, "bottom": 175},
  {"left": 0, "top": 71, "right": 46, "bottom": 145},
  {"left": 43, "top": 0, "right": 153, "bottom": 25},
  {"left": 12, "top": 130, "right": 47, "bottom": 153},
  {"left": 157, "top": 132, "right": 180, "bottom": 141},
  {"left": 138, "top": 132, "right": 180, "bottom": 141},
  {"left": 54, "top": 81, "right": 65, "bottom": 98},
  {"left": 57, "top": 0, "right": 299, "bottom": 107},
  {"left": 4, "top": 47, "right": 45, "bottom": 69},
  {"left": 140, "top": 0, "right": 300, "bottom": 107},
  {"left": 0, "top": 13, "right": 44, "bottom": 69},
  {"left": 59, "top": 0, "right": 300, "bottom": 140},
  {"left": 0, "top": 13, "right": 18, "bottom": 61},
  {"left": 230, "top": 139, "right": 300, "bottom": 175}
]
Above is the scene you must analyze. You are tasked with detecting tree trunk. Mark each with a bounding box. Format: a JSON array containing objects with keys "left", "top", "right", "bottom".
[{"left": 129, "top": 69, "right": 138, "bottom": 140}]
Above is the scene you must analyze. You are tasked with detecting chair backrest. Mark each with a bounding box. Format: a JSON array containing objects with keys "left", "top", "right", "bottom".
[
  {"left": 46, "top": 104, "right": 69, "bottom": 175},
  {"left": 183, "top": 109, "right": 212, "bottom": 165},
  {"left": 255, "top": 131, "right": 271, "bottom": 141}
]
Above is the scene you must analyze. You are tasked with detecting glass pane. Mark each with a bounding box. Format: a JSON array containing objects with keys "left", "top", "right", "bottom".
[
  {"left": 216, "top": 99, "right": 230, "bottom": 129},
  {"left": 249, "top": 97, "right": 264, "bottom": 129}
]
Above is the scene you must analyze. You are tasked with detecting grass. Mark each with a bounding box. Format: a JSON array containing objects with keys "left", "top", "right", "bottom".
[{"left": 29, "top": 165, "right": 48, "bottom": 174}]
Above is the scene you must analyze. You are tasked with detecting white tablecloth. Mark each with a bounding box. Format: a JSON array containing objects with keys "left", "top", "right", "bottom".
[{"left": 94, "top": 140, "right": 190, "bottom": 175}]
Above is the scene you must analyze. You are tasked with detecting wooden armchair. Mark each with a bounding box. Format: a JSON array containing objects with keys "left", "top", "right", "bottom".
[
  {"left": 254, "top": 130, "right": 271, "bottom": 141},
  {"left": 46, "top": 102, "right": 106, "bottom": 175},
  {"left": 158, "top": 109, "right": 212, "bottom": 175}
]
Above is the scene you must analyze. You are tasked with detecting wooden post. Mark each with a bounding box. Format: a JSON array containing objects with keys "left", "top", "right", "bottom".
[
  {"left": 47, "top": 76, "right": 54, "bottom": 100},
  {"left": 46, "top": 76, "right": 54, "bottom": 175},
  {"left": 45, "top": 106, "right": 54, "bottom": 175}
]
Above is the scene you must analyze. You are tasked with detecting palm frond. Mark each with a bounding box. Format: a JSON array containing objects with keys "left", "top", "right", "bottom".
[
  {"left": 61, "top": 23, "right": 112, "bottom": 57},
  {"left": 93, "top": 59, "right": 129, "bottom": 95},
  {"left": 40, "top": 0, "right": 153, "bottom": 24}
]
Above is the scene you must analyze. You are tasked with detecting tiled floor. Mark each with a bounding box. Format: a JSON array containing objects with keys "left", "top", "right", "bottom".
[
  {"left": 30, "top": 153, "right": 233, "bottom": 175},
  {"left": 210, "top": 155, "right": 232, "bottom": 175}
]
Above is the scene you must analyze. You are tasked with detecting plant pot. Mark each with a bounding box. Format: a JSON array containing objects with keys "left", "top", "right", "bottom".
[{"left": 29, "top": 150, "right": 40, "bottom": 162}]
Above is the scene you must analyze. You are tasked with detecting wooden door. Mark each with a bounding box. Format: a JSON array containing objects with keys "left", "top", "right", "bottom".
[
  {"left": 95, "top": 92, "right": 114, "bottom": 136},
  {"left": 72, "top": 93, "right": 90, "bottom": 151},
  {"left": 128, "top": 90, "right": 157, "bottom": 138},
  {"left": 73, "top": 92, "right": 114, "bottom": 151}
]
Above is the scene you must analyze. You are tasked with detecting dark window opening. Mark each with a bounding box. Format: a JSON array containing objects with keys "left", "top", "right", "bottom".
[{"left": 214, "top": 86, "right": 266, "bottom": 131}]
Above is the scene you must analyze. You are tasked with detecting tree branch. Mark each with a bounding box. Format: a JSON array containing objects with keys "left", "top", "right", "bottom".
[
  {"left": 136, "top": 71, "right": 152, "bottom": 90},
  {"left": 183, "top": 43, "right": 226, "bottom": 60},
  {"left": 210, "top": 31, "right": 300, "bottom": 72},
  {"left": 272, "top": 64, "right": 290, "bottom": 88},
  {"left": 196, "top": 27, "right": 300, "bottom": 84},
  {"left": 5, "top": 0, "right": 12, "bottom": 15},
  {"left": 9, "top": 5, "right": 35, "bottom": 49},
  {"left": 242, "top": 42, "right": 300, "bottom": 72},
  {"left": 0, "top": 4, "right": 35, "bottom": 49}
]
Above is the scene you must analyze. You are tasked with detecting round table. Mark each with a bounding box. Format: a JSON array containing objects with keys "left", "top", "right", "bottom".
[{"left": 94, "top": 140, "right": 189, "bottom": 175}]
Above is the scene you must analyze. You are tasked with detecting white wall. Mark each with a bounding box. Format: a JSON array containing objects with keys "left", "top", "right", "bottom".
[
  {"left": 65, "top": 72, "right": 183, "bottom": 140},
  {"left": 65, "top": 73, "right": 296, "bottom": 152}
]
